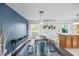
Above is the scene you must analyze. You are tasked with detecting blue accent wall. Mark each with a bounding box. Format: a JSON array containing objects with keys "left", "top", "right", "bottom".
[{"left": 0, "top": 3, "right": 28, "bottom": 54}]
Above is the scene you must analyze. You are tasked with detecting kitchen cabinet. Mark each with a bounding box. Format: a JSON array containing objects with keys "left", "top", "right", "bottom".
[
  {"left": 59, "top": 35, "right": 66, "bottom": 48},
  {"left": 72, "top": 35, "right": 78, "bottom": 48},
  {"left": 77, "top": 36, "right": 79, "bottom": 48},
  {"left": 66, "top": 36, "right": 72, "bottom": 48},
  {"left": 59, "top": 34, "right": 79, "bottom": 48}
]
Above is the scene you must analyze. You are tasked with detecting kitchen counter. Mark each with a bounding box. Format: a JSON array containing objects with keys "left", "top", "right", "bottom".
[{"left": 59, "top": 33, "right": 79, "bottom": 35}]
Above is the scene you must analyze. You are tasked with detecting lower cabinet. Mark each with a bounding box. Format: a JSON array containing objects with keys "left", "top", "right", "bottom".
[
  {"left": 72, "top": 36, "right": 78, "bottom": 48},
  {"left": 66, "top": 36, "right": 72, "bottom": 48},
  {"left": 59, "top": 34, "right": 79, "bottom": 48},
  {"left": 59, "top": 35, "right": 66, "bottom": 48},
  {"left": 77, "top": 36, "right": 79, "bottom": 48}
]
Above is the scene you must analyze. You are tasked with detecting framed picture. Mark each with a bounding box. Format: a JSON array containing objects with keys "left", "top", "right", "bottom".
[{"left": 59, "top": 24, "right": 69, "bottom": 33}]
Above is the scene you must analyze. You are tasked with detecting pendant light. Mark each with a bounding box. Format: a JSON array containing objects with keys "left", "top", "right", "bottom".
[{"left": 39, "top": 11, "right": 44, "bottom": 25}]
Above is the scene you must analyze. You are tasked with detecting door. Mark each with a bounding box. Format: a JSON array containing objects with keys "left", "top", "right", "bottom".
[
  {"left": 59, "top": 35, "right": 66, "bottom": 48},
  {"left": 77, "top": 36, "right": 79, "bottom": 48},
  {"left": 66, "top": 36, "right": 72, "bottom": 48},
  {"left": 72, "top": 35, "right": 78, "bottom": 48}
]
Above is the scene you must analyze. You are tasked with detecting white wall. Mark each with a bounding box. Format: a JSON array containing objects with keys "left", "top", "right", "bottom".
[{"left": 6, "top": 3, "right": 79, "bottom": 20}]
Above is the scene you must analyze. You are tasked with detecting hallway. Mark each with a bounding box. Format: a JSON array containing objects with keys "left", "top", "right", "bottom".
[{"left": 1, "top": 3, "right": 79, "bottom": 56}]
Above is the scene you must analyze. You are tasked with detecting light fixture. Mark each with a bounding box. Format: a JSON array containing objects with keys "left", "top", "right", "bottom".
[{"left": 39, "top": 11, "right": 44, "bottom": 25}]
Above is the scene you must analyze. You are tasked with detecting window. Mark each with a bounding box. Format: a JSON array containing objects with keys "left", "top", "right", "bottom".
[
  {"left": 30, "top": 24, "right": 40, "bottom": 37},
  {"left": 31, "top": 24, "right": 39, "bottom": 33}
]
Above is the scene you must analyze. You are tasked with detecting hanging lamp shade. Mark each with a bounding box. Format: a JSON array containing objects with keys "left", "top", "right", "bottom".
[{"left": 39, "top": 11, "right": 44, "bottom": 25}]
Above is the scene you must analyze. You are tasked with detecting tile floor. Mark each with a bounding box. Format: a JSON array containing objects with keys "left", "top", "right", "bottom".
[{"left": 66, "top": 48, "right": 79, "bottom": 56}]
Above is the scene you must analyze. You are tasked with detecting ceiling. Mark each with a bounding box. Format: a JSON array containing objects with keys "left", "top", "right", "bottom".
[{"left": 6, "top": 3, "right": 79, "bottom": 20}]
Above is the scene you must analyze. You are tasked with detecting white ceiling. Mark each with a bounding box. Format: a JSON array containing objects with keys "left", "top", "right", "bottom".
[{"left": 6, "top": 3, "right": 79, "bottom": 20}]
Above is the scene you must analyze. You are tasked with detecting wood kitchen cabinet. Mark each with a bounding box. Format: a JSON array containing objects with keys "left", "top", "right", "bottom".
[
  {"left": 77, "top": 36, "right": 79, "bottom": 48},
  {"left": 66, "top": 36, "right": 72, "bottom": 48},
  {"left": 59, "top": 35, "right": 66, "bottom": 48},
  {"left": 72, "top": 35, "right": 78, "bottom": 48},
  {"left": 59, "top": 34, "right": 79, "bottom": 48}
]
